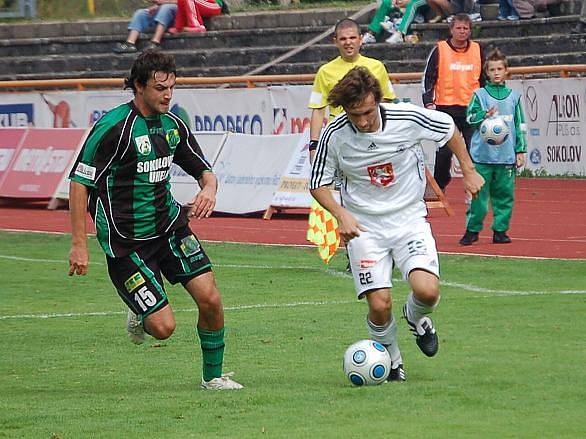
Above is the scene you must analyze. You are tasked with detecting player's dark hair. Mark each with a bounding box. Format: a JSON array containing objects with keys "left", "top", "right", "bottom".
[
  {"left": 449, "top": 13, "right": 472, "bottom": 30},
  {"left": 328, "top": 66, "right": 382, "bottom": 110},
  {"left": 334, "top": 18, "right": 360, "bottom": 38},
  {"left": 484, "top": 48, "right": 509, "bottom": 71},
  {"left": 124, "top": 50, "right": 177, "bottom": 93}
]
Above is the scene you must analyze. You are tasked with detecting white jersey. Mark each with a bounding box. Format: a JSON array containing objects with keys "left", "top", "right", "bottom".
[{"left": 310, "top": 102, "right": 454, "bottom": 227}]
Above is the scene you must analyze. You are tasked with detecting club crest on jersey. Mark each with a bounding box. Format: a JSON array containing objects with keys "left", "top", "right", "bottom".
[
  {"left": 367, "top": 163, "right": 395, "bottom": 187},
  {"left": 135, "top": 135, "right": 152, "bottom": 156},
  {"left": 165, "top": 129, "right": 180, "bottom": 149}
]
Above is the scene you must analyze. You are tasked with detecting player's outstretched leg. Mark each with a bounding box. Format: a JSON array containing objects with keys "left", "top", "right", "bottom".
[
  {"left": 403, "top": 294, "right": 439, "bottom": 357},
  {"left": 126, "top": 309, "right": 145, "bottom": 345}
]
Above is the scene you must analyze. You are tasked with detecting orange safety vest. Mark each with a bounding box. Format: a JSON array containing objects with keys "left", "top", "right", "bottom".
[{"left": 434, "top": 40, "right": 482, "bottom": 107}]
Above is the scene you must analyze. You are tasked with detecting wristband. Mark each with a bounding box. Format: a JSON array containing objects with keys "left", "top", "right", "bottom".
[{"left": 309, "top": 140, "right": 319, "bottom": 151}]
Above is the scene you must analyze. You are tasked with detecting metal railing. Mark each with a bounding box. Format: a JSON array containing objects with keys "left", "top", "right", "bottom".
[{"left": 0, "top": 64, "right": 584, "bottom": 91}]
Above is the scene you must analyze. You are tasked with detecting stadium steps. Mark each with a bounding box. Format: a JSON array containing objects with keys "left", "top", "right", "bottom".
[{"left": 0, "top": 7, "right": 583, "bottom": 82}]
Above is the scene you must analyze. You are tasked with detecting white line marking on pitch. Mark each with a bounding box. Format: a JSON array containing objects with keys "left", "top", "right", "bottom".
[{"left": 1, "top": 289, "right": 585, "bottom": 321}]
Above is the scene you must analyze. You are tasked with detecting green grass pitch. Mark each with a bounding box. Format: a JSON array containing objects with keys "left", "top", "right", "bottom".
[{"left": 0, "top": 230, "right": 585, "bottom": 438}]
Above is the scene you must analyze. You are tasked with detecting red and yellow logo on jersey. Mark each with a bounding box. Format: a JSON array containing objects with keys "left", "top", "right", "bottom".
[{"left": 367, "top": 163, "right": 395, "bottom": 187}]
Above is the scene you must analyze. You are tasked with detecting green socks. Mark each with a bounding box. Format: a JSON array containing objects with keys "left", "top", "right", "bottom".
[{"left": 197, "top": 327, "right": 225, "bottom": 382}]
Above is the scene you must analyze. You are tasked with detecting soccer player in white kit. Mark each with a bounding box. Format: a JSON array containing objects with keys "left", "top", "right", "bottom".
[{"left": 310, "top": 67, "right": 484, "bottom": 381}]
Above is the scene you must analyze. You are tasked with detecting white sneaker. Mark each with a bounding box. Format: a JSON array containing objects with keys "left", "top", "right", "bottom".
[
  {"left": 385, "top": 31, "right": 404, "bottom": 44},
  {"left": 362, "top": 32, "right": 376, "bottom": 44},
  {"left": 201, "top": 372, "right": 244, "bottom": 390},
  {"left": 126, "top": 309, "right": 145, "bottom": 345},
  {"left": 469, "top": 12, "right": 482, "bottom": 22},
  {"left": 380, "top": 19, "right": 395, "bottom": 32}
]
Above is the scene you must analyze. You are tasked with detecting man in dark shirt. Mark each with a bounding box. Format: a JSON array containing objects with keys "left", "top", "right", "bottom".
[
  {"left": 422, "top": 13, "right": 485, "bottom": 192},
  {"left": 68, "top": 50, "right": 242, "bottom": 390}
]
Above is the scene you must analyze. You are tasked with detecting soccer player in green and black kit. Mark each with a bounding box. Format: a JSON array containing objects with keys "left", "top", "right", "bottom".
[{"left": 68, "top": 50, "right": 242, "bottom": 390}]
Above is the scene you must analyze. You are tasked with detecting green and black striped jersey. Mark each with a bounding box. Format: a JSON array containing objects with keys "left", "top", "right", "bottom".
[{"left": 69, "top": 101, "right": 211, "bottom": 257}]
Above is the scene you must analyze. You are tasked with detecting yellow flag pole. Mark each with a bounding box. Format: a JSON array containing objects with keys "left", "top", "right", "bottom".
[{"left": 87, "top": 0, "right": 95, "bottom": 15}]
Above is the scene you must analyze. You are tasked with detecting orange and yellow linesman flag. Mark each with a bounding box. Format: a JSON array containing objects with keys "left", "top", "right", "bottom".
[{"left": 306, "top": 199, "right": 340, "bottom": 264}]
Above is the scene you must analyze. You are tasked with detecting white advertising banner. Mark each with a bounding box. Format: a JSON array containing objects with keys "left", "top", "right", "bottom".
[
  {"left": 269, "top": 130, "right": 312, "bottom": 208},
  {"left": 521, "top": 78, "right": 585, "bottom": 176},
  {"left": 269, "top": 85, "right": 313, "bottom": 134},
  {"left": 1, "top": 78, "right": 584, "bottom": 175},
  {"left": 213, "top": 132, "right": 300, "bottom": 214},
  {"left": 172, "top": 88, "right": 273, "bottom": 135},
  {"left": 169, "top": 131, "right": 228, "bottom": 205}
]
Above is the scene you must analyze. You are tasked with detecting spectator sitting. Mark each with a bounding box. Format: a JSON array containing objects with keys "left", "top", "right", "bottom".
[
  {"left": 362, "top": 0, "right": 401, "bottom": 43},
  {"left": 426, "top": 0, "right": 478, "bottom": 22},
  {"left": 113, "top": 0, "right": 177, "bottom": 54},
  {"left": 512, "top": 0, "right": 565, "bottom": 19},
  {"left": 169, "top": 0, "right": 229, "bottom": 34},
  {"left": 498, "top": 0, "right": 520, "bottom": 20},
  {"left": 386, "top": 0, "right": 437, "bottom": 44}
]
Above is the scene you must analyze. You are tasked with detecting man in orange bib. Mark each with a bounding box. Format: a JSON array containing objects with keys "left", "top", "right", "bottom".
[{"left": 421, "top": 13, "right": 485, "bottom": 192}]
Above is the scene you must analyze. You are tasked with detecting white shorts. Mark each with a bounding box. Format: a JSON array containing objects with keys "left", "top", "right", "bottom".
[{"left": 346, "top": 219, "right": 440, "bottom": 299}]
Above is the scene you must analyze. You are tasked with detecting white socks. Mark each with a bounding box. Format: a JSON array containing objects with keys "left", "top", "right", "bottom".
[
  {"left": 366, "top": 315, "right": 402, "bottom": 366},
  {"left": 405, "top": 291, "right": 440, "bottom": 324}
]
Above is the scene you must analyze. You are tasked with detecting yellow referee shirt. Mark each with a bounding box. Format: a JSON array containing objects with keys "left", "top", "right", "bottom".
[{"left": 308, "top": 54, "right": 396, "bottom": 119}]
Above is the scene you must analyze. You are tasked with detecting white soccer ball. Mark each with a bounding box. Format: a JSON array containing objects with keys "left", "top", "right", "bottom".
[
  {"left": 480, "top": 116, "right": 510, "bottom": 145},
  {"left": 343, "top": 339, "right": 392, "bottom": 386}
]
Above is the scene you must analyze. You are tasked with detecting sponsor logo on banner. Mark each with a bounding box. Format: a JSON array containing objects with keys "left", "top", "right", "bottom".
[
  {"left": 529, "top": 148, "right": 541, "bottom": 165},
  {"left": 41, "top": 95, "right": 72, "bottom": 128},
  {"left": 546, "top": 145, "right": 582, "bottom": 163},
  {"left": 546, "top": 93, "right": 581, "bottom": 137},
  {"left": 0, "top": 149, "right": 15, "bottom": 171},
  {"left": 0, "top": 104, "right": 34, "bottom": 127},
  {"left": 13, "top": 147, "right": 75, "bottom": 175},
  {"left": 194, "top": 114, "right": 263, "bottom": 134},
  {"left": 273, "top": 108, "right": 287, "bottom": 134},
  {"left": 290, "top": 116, "right": 310, "bottom": 133},
  {"left": 525, "top": 86, "right": 538, "bottom": 122}
]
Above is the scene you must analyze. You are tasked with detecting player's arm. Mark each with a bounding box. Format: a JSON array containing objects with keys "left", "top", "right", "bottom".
[
  {"left": 309, "top": 186, "right": 365, "bottom": 242},
  {"left": 188, "top": 170, "right": 217, "bottom": 219},
  {"left": 68, "top": 181, "right": 90, "bottom": 276},
  {"left": 422, "top": 47, "right": 439, "bottom": 109},
  {"left": 445, "top": 130, "right": 485, "bottom": 197},
  {"left": 466, "top": 92, "right": 489, "bottom": 128},
  {"left": 514, "top": 96, "right": 528, "bottom": 168},
  {"left": 309, "top": 107, "right": 326, "bottom": 164},
  {"left": 309, "top": 132, "right": 365, "bottom": 241}
]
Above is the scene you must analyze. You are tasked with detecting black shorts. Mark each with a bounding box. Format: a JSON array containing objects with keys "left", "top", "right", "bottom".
[{"left": 106, "top": 225, "right": 212, "bottom": 317}]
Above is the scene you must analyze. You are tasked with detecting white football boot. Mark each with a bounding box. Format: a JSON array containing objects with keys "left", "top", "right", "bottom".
[
  {"left": 126, "top": 309, "right": 145, "bottom": 345},
  {"left": 201, "top": 372, "right": 244, "bottom": 390}
]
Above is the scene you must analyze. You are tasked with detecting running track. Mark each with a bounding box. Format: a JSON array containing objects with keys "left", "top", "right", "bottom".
[{"left": 1, "top": 178, "right": 584, "bottom": 259}]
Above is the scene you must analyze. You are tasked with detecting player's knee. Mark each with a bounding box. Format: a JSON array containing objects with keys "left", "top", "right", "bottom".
[
  {"left": 197, "top": 286, "right": 223, "bottom": 315},
  {"left": 368, "top": 292, "right": 391, "bottom": 315},
  {"left": 147, "top": 320, "right": 176, "bottom": 340},
  {"left": 414, "top": 285, "right": 440, "bottom": 306}
]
